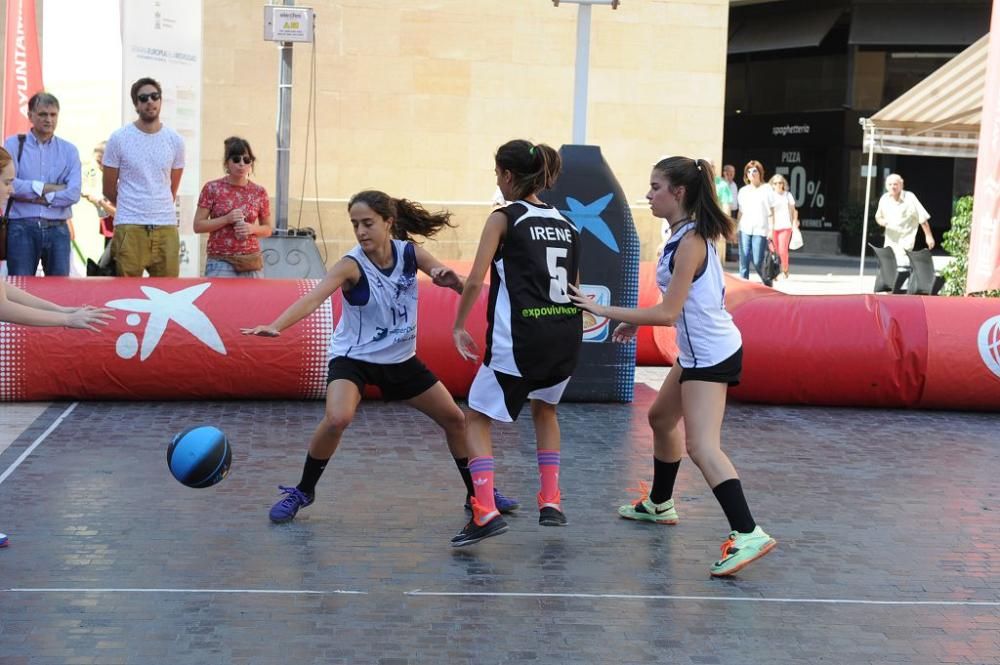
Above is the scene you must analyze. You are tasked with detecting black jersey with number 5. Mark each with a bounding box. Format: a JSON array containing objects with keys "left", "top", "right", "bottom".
[{"left": 484, "top": 200, "right": 583, "bottom": 380}]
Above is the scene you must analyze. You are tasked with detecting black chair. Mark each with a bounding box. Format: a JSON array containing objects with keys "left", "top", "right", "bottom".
[
  {"left": 904, "top": 248, "right": 944, "bottom": 295},
  {"left": 869, "top": 244, "right": 909, "bottom": 294}
]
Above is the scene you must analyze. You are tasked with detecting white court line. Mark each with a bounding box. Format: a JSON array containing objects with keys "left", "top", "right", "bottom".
[
  {"left": 7, "top": 588, "right": 366, "bottom": 595},
  {"left": 405, "top": 590, "right": 1000, "bottom": 607},
  {"left": 4, "top": 588, "right": 997, "bottom": 606},
  {"left": 0, "top": 402, "right": 78, "bottom": 486}
]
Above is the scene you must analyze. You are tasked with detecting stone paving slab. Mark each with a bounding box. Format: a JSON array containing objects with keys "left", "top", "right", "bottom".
[
  {"left": 0, "top": 387, "right": 997, "bottom": 664},
  {"left": 0, "top": 403, "right": 52, "bottom": 456}
]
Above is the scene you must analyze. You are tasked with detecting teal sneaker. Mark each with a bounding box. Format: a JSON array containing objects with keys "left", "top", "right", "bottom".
[
  {"left": 618, "top": 496, "right": 678, "bottom": 524},
  {"left": 709, "top": 526, "right": 777, "bottom": 577},
  {"left": 618, "top": 481, "right": 678, "bottom": 525}
]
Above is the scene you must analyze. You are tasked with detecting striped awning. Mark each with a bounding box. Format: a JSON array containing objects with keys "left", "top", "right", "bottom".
[{"left": 861, "top": 33, "right": 988, "bottom": 159}]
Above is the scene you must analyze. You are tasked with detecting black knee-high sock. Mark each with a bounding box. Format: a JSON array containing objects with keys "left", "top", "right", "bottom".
[
  {"left": 455, "top": 457, "right": 475, "bottom": 497},
  {"left": 649, "top": 457, "right": 681, "bottom": 504},
  {"left": 296, "top": 454, "right": 329, "bottom": 496},
  {"left": 712, "top": 478, "right": 756, "bottom": 534}
]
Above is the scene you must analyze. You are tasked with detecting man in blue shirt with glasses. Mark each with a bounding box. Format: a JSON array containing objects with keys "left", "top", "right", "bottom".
[{"left": 3, "top": 92, "right": 81, "bottom": 276}]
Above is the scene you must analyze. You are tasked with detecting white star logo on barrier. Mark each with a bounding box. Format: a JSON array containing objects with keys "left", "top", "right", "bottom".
[
  {"left": 978, "top": 315, "right": 1000, "bottom": 380},
  {"left": 106, "top": 283, "right": 227, "bottom": 361}
]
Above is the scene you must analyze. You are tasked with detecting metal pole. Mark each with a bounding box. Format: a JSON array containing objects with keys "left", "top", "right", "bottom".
[
  {"left": 859, "top": 121, "right": 876, "bottom": 283},
  {"left": 572, "top": 3, "right": 592, "bottom": 145},
  {"left": 275, "top": 0, "right": 294, "bottom": 231}
]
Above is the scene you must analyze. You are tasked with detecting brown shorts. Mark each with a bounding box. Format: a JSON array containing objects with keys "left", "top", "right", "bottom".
[{"left": 112, "top": 224, "right": 180, "bottom": 277}]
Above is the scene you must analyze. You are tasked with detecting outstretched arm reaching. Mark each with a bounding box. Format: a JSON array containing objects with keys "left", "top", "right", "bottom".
[
  {"left": 241, "top": 257, "right": 360, "bottom": 337},
  {"left": 0, "top": 282, "right": 114, "bottom": 331}
]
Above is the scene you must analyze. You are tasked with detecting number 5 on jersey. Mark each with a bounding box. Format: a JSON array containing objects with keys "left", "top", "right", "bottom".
[{"left": 546, "top": 247, "right": 570, "bottom": 303}]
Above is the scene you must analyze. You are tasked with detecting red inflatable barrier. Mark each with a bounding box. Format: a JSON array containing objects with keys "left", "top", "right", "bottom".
[
  {"left": 918, "top": 296, "right": 1000, "bottom": 410},
  {"left": 728, "top": 293, "right": 930, "bottom": 408},
  {"left": 632, "top": 266, "right": 1000, "bottom": 410},
  {"left": 4, "top": 272, "right": 999, "bottom": 410},
  {"left": 0, "top": 276, "right": 483, "bottom": 402}
]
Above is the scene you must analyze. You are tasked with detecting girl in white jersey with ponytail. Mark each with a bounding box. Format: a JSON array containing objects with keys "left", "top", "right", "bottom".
[
  {"left": 243, "top": 190, "right": 518, "bottom": 524},
  {"left": 570, "top": 157, "right": 776, "bottom": 577}
]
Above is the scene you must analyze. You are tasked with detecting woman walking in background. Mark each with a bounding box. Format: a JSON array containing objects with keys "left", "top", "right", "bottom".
[
  {"left": 768, "top": 174, "right": 798, "bottom": 279},
  {"left": 736, "top": 160, "right": 774, "bottom": 286}
]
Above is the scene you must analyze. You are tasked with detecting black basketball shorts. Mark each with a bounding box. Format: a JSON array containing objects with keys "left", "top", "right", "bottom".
[
  {"left": 327, "top": 355, "right": 439, "bottom": 401},
  {"left": 678, "top": 347, "right": 742, "bottom": 386}
]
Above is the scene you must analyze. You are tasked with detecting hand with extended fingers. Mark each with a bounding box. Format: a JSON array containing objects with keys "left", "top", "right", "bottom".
[
  {"left": 611, "top": 322, "right": 638, "bottom": 343},
  {"left": 567, "top": 284, "right": 606, "bottom": 317},
  {"left": 453, "top": 328, "right": 479, "bottom": 362},
  {"left": 65, "top": 306, "right": 115, "bottom": 332},
  {"left": 241, "top": 325, "right": 280, "bottom": 337}
]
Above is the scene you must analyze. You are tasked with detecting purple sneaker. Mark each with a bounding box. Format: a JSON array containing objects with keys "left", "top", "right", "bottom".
[
  {"left": 269, "top": 486, "right": 314, "bottom": 523},
  {"left": 464, "top": 488, "right": 520, "bottom": 514},
  {"left": 0, "top": 532, "right": 7, "bottom": 548}
]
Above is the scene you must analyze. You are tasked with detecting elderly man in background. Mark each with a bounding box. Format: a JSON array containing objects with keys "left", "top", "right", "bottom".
[
  {"left": 2, "top": 92, "right": 81, "bottom": 276},
  {"left": 874, "top": 173, "right": 934, "bottom": 267}
]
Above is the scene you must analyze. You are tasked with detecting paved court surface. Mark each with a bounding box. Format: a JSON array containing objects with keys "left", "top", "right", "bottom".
[{"left": 1, "top": 374, "right": 998, "bottom": 665}]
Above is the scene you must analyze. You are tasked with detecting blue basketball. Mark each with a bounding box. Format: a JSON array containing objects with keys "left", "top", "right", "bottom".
[{"left": 167, "top": 426, "right": 232, "bottom": 488}]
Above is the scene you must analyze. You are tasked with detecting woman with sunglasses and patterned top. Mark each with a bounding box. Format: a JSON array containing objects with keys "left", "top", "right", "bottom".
[{"left": 193, "top": 137, "right": 273, "bottom": 278}]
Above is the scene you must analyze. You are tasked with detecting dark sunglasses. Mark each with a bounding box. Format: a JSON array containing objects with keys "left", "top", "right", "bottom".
[
  {"left": 137, "top": 92, "right": 161, "bottom": 103},
  {"left": 229, "top": 155, "right": 253, "bottom": 165}
]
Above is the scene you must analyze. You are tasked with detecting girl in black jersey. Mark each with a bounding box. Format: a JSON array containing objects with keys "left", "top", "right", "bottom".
[{"left": 451, "top": 140, "right": 583, "bottom": 547}]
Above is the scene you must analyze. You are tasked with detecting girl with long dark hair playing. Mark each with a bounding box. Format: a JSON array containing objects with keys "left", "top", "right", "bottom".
[
  {"left": 243, "top": 190, "right": 518, "bottom": 523},
  {"left": 570, "top": 157, "right": 776, "bottom": 576}
]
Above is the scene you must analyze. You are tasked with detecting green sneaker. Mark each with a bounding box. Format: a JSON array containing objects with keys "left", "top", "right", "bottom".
[
  {"left": 618, "top": 480, "right": 678, "bottom": 525},
  {"left": 709, "top": 526, "right": 777, "bottom": 577},
  {"left": 618, "top": 496, "right": 678, "bottom": 524}
]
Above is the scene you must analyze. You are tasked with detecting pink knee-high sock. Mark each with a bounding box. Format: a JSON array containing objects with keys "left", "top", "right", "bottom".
[
  {"left": 537, "top": 450, "right": 561, "bottom": 504},
  {"left": 468, "top": 456, "right": 496, "bottom": 519}
]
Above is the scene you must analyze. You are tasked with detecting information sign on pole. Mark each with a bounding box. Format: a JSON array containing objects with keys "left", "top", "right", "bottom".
[{"left": 263, "top": 6, "right": 315, "bottom": 43}]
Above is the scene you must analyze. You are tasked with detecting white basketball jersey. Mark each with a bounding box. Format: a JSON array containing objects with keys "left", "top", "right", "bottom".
[
  {"left": 657, "top": 222, "right": 742, "bottom": 368},
  {"left": 328, "top": 239, "right": 419, "bottom": 364}
]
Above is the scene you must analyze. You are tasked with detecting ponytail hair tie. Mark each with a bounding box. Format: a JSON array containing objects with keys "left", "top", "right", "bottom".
[{"left": 529, "top": 145, "right": 536, "bottom": 156}]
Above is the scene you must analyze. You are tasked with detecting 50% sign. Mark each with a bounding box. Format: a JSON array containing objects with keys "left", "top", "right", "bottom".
[{"left": 774, "top": 165, "right": 824, "bottom": 208}]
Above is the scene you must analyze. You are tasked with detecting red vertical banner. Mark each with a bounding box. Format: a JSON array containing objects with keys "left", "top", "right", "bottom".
[
  {"left": 3, "top": 0, "right": 43, "bottom": 137},
  {"left": 968, "top": 16, "right": 1000, "bottom": 293}
]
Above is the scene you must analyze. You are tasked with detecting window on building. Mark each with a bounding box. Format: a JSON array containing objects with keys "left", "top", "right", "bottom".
[{"left": 727, "top": 53, "right": 848, "bottom": 114}]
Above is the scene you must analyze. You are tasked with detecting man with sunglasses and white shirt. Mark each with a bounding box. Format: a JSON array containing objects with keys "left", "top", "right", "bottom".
[{"left": 102, "top": 77, "right": 185, "bottom": 277}]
